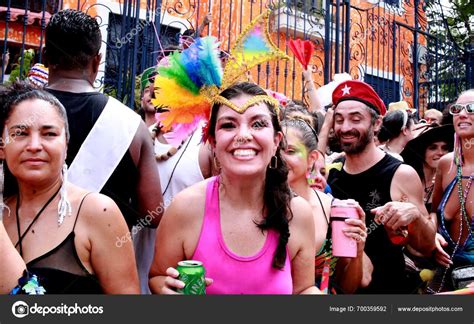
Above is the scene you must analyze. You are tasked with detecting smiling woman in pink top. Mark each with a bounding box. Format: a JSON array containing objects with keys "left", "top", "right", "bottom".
[{"left": 149, "top": 82, "right": 319, "bottom": 294}]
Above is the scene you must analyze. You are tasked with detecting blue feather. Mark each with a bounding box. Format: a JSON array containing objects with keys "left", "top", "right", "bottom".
[
  {"left": 196, "top": 37, "right": 223, "bottom": 87},
  {"left": 181, "top": 41, "right": 204, "bottom": 88}
]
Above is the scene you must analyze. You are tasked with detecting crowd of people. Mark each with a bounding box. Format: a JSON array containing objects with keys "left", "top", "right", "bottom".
[{"left": 1, "top": 9, "right": 473, "bottom": 295}]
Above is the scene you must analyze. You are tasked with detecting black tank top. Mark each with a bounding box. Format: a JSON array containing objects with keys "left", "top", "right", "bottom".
[
  {"left": 47, "top": 90, "right": 140, "bottom": 228},
  {"left": 27, "top": 193, "right": 103, "bottom": 294},
  {"left": 328, "top": 154, "right": 409, "bottom": 293}
]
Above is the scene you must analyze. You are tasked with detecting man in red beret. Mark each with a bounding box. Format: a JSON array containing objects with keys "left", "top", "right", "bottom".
[{"left": 327, "top": 80, "right": 436, "bottom": 293}]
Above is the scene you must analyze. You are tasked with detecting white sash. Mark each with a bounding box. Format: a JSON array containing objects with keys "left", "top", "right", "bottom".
[{"left": 68, "top": 97, "right": 141, "bottom": 192}]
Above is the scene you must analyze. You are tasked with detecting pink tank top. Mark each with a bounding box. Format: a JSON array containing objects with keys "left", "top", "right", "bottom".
[{"left": 192, "top": 176, "right": 293, "bottom": 294}]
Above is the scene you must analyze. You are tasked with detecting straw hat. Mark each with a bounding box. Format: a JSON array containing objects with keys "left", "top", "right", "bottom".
[{"left": 388, "top": 100, "right": 416, "bottom": 113}]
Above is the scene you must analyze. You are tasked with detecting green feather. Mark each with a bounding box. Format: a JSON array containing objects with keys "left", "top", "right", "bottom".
[{"left": 158, "top": 52, "right": 199, "bottom": 94}]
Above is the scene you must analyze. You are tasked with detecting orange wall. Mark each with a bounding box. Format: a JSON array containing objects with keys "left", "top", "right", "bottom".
[
  {"left": 163, "top": 0, "right": 427, "bottom": 106},
  {"left": 0, "top": 22, "right": 44, "bottom": 46}
]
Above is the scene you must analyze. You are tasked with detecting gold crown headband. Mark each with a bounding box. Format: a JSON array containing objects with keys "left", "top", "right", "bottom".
[{"left": 213, "top": 94, "right": 281, "bottom": 121}]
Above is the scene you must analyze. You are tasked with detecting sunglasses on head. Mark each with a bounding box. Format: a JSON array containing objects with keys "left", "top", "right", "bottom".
[{"left": 449, "top": 102, "right": 474, "bottom": 115}]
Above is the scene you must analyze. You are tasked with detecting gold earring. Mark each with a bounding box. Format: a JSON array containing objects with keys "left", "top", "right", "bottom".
[{"left": 269, "top": 155, "right": 278, "bottom": 169}]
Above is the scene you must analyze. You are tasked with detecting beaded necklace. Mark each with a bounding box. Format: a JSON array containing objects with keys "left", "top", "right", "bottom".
[
  {"left": 429, "top": 164, "right": 473, "bottom": 293},
  {"left": 423, "top": 173, "right": 436, "bottom": 204},
  {"left": 151, "top": 124, "right": 193, "bottom": 161},
  {"left": 457, "top": 164, "right": 474, "bottom": 236}
]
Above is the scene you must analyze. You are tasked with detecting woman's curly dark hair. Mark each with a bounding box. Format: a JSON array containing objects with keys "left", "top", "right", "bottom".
[{"left": 208, "top": 82, "right": 293, "bottom": 269}]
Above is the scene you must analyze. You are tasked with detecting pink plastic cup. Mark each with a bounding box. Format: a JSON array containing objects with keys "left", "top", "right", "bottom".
[{"left": 330, "top": 199, "right": 359, "bottom": 258}]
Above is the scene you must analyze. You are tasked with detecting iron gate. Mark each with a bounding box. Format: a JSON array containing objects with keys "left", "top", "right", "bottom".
[{"left": 0, "top": 0, "right": 471, "bottom": 114}]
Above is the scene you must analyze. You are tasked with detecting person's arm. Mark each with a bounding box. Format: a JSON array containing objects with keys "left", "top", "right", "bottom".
[
  {"left": 196, "top": 13, "right": 212, "bottom": 37},
  {"left": 430, "top": 154, "right": 452, "bottom": 267},
  {"left": 149, "top": 186, "right": 206, "bottom": 294},
  {"left": 129, "top": 120, "right": 164, "bottom": 228},
  {"left": 85, "top": 193, "right": 140, "bottom": 294},
  {"left": 289, "top": 197, "right": 322, "bottom": 294},
  {"left": 0, "top": 223, "right": 26, "bottom": 294},
  {"left": 374, "top": 164, "right": 436, "bottom": 256},
  {"left": 360, "top": 252, "right": 373, "bottom": 288},
  {"left": 334, "top": 203, "right": 370, "bottom": 293},
  {"left": 148, "top": 199, "right": 187, "bottom": 294},
  {"left": 302, "top": 66, "right": 324, "bottom": 114}
]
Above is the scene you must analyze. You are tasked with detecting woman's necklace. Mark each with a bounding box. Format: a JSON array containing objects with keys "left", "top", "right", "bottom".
[
  {"left": 430, "top": 165, "right": 474, "bottom": 293},
  {"left": 15, "top": 187, "right": 61, "bottom": 257},
  {"left": 458, "top": 167, "right": 474, "bottom": 232},
  {"left": 151, "top": 125, "right": 194, "bottom": 161},
  {"left": 423, "top": 172, "right": 436, "bottom": 203}
]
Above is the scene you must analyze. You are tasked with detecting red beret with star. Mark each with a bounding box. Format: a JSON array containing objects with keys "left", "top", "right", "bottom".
[{"left": 332, "top": 80, "right": 387, "bottom": 116}]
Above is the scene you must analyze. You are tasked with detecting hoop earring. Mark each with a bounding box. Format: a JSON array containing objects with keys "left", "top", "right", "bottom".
[
  {"left": 269, "top": 155, "right": 278, "bottom": 169},
  {"left": 57, "top": 163, "right": 72, "bottom": 225}
]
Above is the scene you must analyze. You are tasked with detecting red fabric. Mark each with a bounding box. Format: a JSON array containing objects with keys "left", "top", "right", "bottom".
[
  {"left": 288, "top": 39, "right": 314, "bottom": 69},
  {"left": 332, "top": 80, "right": 387, "bottom": 116}
]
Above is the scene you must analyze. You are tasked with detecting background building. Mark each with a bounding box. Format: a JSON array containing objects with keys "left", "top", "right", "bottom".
[{"left": 1, "top": 0, "right": 471, "bottom": 115}]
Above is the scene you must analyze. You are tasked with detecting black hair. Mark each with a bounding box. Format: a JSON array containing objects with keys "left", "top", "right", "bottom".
[
  {"left": 0, "top": 81, "right": 70, "bottom": 197},
  {"left": 45, "top": 9, "right": 101, "bottom": 70},
  {"left": 137, "top": 107, "right": 146, "bottom": 121},
  {"left": 441, "top": 105, "right": 453, "bottom": 126},
  {"left": 208, "top": 82, "right": 292, "bottom": 270},
  {"left": 377, "top": 110, "right": 415, "bottom": 143},
  {"left": 182, "top": 29, "right": 196, "bottom": 37},
  {"left": 0, "top": 81, "right": 70, "bottom": 142}
]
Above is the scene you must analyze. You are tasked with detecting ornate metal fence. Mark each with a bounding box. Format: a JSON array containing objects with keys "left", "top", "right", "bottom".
[{"left": 0, "top": 0, "right": 471, "bottom": 114}]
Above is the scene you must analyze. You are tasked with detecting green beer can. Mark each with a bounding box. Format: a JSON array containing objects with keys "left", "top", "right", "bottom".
[{"left": 177, "top": 260, "right": 206, "bottom": 295}]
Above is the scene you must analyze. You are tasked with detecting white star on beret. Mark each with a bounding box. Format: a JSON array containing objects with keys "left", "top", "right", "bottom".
[{"left": 341, "top": 85, "right": 351, "bottom": 96}]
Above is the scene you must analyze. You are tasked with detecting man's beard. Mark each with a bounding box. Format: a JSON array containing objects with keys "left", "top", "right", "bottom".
[{"left": 335, "top": 125, "right": 374, "bottom": 154}]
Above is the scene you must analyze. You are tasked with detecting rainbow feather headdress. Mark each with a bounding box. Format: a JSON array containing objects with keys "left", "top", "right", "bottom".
[{"left": 152, "top": 10, "right": 289, "bottom": 142}]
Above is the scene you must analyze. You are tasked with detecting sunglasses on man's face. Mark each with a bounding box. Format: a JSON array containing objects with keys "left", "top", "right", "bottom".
[{"left": 449, "top": 102, "right": 474, "bottom": 115}]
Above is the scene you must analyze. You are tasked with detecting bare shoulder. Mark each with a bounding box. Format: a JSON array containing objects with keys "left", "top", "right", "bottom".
[
  {"left": 170, "top": 179, "right": 208, "bottom": 210},
  {"left": 156, "top": 178, "right": 212, "bottom": 259},
  {"left": 393, "top": 163, "right": 419, "bottom": 181},
  {"left": 392, "top": 164, "right": 422, "bottom": 191},
  {"left": 438, "top": 152, "right": 454, "bottom": 171},
  {"left": 160, "top": 178, "right": 211, "bottom": 225},
  {"left": 75, "top": 192, "right": 124, "bottom": 226},
  {"left": 391, "top": 163, "right": 423, "bottom": 201},
  {"left": 390, "top": 164, "right": 422, "bottom": 194},
  {"left": 288, "top": 196, "right": 316, "bottom": 261},
  {"left": 289, "top": 196, "right": 314, "bottom": 228},
  {"left": 316, "top": 191, "right": 333, "bottom": 208},
  {"left": 129, "top": 119, "right": 153, "bottom": 164},
  {"left": 133, "top": 119, "right": 151, "bottom": 143}
]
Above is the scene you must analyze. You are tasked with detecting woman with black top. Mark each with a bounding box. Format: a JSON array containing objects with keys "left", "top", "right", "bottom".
[{"left": 1, "top": 82, "right": 139, "bottom": 294}]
